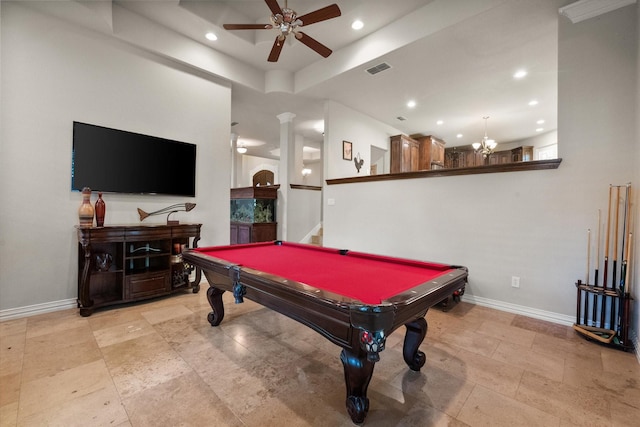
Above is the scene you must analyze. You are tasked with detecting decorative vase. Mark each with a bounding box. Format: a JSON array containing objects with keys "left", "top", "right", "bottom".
[
  {"left": 95, "top": 253, "right": 113, "bottom": 271},
  {"left": 78, "top": 187, "right": 94, "bottom": 227},
  {"left": 95, "top": 192, "right": 106, "bottom": 227}
]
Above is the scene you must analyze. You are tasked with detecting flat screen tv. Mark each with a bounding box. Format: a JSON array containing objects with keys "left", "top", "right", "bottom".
[{"left": 71, "top": 121, "right": 196, "bottom": 197}]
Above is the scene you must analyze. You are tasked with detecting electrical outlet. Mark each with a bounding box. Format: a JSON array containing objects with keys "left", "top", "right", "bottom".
[{"left": 511, "top": 276, "right": 520, "bottom": 288}]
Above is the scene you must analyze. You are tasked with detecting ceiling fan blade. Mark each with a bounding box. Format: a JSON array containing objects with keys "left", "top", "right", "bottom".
[
  {"left": 223, "top": 24, "right": 272, "bottom": 30},
  {"left": 296, "top": 32, "right": 332, "bottom": 58},
  {"left": 268, "top": 36, "right": 285, "bottom": 62},
  {"left": 297, "top": 4, "right": 341, "bottom": 26},
  {"left": 264, "top": 0, "right": 283, "bottom": 16}
]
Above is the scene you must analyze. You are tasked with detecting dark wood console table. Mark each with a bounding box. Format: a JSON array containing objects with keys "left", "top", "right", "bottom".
[{"left": 76, "top": 223, "right": 202, "bottom": 316}]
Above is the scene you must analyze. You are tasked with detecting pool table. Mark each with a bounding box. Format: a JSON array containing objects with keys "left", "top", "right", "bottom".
[{"left": 183, "top": 241, "right": 467, "bottom": 424}]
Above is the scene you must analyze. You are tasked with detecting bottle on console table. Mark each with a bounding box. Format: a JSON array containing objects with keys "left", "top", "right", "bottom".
[{"left": 94, "top": 192, "right": 106, "bottom": 227}]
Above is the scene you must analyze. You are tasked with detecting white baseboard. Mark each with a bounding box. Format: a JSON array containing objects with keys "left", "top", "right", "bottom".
[
  {"left": 0, "top": 298, "right": 77, "bottom": 322},
  {"left": 462, "top": 294, "right": 640, "bottom": 363},
  {"left": 461, "top": 294, "right": 575, "bottom": 326}
]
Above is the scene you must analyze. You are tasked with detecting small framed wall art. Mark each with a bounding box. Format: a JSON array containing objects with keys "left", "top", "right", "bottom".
[{"left": 342, "top": 140, "right": 353, "bottom": 161}]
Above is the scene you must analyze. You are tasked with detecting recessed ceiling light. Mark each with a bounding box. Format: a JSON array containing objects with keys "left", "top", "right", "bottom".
[
  {"left": 536, "top": 119, "right": 545, "bottom": 124},
  {"left": 351, "top": 20, "right": 364, "bottom": 30},
  {"left": 205, "top": 32, "right": 218, "bottom": 41},
  {"left": 436, "top": 120, "right": 443, "bottom": 125},
  {"left": 407, "top": 100, "right": 416, "bottom": 108},
  {"left": 513, "top": 69, "right": 527, "bottom": 79},
  {"left": 456, "top": 134, "right": 463, "bottom": 138},
  {"left": 528, "top": 100, "right": 539, "bottom": 106},
  {"left": 536, "top": 127, "right": 544, "bottom": 132}
]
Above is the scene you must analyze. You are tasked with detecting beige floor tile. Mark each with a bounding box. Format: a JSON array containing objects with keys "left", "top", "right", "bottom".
[
  {"left": 475, "top": 320, "right": 536, "bottom": 348},
  {"left": 516, "top": 370, "right": 612, "bottom": 426},
  {"left": 442, "top": 349, "right": 524, "bottom": 397},
  {"left": 455, "top": 305, "right": 516, "bottom": 326},
  {"left": 389, "top": 360, "right": 475, "bottom": 418},
  {"left": 17, "top": 359, "right": 114, "bottom": 420},
  {"left": 531, "top": 331, "right": 603, "bottom": 372},
  {"left": 239, "top": 391, "right": 352, "bottom": 427},
  {"left": 0, "top": 372, "right": 21, "bottom": 407},
  {"left": 123, "top": 371, "right": 243, "bottom": 427},
  {"left": 17, "top": 383, "right": 128, "bottom": 427},
  {"left": 0, "top": 401, "right": 18, "bottom": 427},
  {"left": 458, "top": 385, "right": 560, "bottom": 427},
  {"left": 610, "top": 399, "right": 640, "bottom": 426},
  {"left": 21, "top": 323, "right": 102, "bottom": 383},
  {"left": 24, "top": 323, "right": 95, "bottom": 353},
  {"left": 87, "top": 307, "right": 146, "bottom": 331},
  {"left": 21, "top": 341, "right": 103, "bottom": 384},
  {"left": 0, "top": 318, "right": 27, "bottom": 338},
  {"left": 0, "top": 332, "right": 25, "bottom": 376},
  {"left": 492, "top": 340, "right": 565, "bottom": 381},
  {"left": 24, "top": 309, "right": 88, "bottom": 339},
  {"left": 511, "top": 314, "right": 573, "bottom": 339},
  {"left": 437, "top": 327, "right": 502, "bottom": 358},
  {"left": 140, "top": 303, "right": 194, "bottom": 325},
  {"left": 563, "top": 364, "right": 640, "bottom": 407},
  {"left": 101, "top": 332, "right": 193, "bottom": 399},
  {"left": 2, "top": 286, "right": 637, "bottom": 426},
  {"left": 92, "top": 318, "right": 155, "bottom": 348},
  {"left": 600, "top": 346, "right": 640, "bottom": 377}
]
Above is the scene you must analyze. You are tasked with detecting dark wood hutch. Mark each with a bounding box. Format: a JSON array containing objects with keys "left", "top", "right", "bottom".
[
  {"left": 230, "top": 185, "right": 278, "bottom": 244},
  {"left": 390, "top": 134, "right": 445, "bottom": 173},
  {"left": 76, "top": 223, "right": 202, "bottom": 316}
]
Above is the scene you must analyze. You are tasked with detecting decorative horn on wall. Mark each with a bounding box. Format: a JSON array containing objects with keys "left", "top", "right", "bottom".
[{"left": 138, "top": 203, "right": 196, "bottom": 225}]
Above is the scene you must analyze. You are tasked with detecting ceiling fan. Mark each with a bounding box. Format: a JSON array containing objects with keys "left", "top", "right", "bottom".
[{"left": 223, "top": 0, "right": 341, "bottom": 62}]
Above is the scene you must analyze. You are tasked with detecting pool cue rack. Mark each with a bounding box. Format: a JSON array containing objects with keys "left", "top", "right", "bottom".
[{"left": 574, "top": 183, "right": 634, "bottom": 352}]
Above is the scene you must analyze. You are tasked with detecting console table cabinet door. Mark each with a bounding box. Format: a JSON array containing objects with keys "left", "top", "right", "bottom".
[{"left": 125, "top": 273, "right": 170, "bottom": 300}]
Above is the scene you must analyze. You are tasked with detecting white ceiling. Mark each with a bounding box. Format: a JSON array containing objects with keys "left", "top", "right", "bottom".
[{"left": 23, "top": 0, "right": 566, "bottom": 160}]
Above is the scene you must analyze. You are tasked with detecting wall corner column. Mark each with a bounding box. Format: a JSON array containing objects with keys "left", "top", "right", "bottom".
[{"left": 276, "top": 112, "right": 296, "bottom": 241}]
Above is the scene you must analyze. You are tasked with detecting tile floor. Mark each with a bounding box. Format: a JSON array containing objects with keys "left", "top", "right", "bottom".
[{"left": 1, "top": 287, "right": 638, "bottom": 426}]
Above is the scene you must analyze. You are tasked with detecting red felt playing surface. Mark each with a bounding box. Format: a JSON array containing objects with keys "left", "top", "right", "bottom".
[{"left": 194, "top": 242, "right": 453, "bottom": 304}]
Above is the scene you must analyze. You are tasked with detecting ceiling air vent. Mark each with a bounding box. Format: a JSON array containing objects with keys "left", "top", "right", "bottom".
[{"left": 366, "top": 62, "right": 391, "bottom": 75}]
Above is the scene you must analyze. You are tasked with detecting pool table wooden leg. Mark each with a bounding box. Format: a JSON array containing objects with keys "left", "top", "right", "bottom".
[
  {"left": 206, "top": 286, "right": 226, "bottom": 326},
  {"left": 340, "top": 348, "right": 374, "bottom": 424},
  {"left": 403, "top": 317, "right": 427, "bottom": 371}
]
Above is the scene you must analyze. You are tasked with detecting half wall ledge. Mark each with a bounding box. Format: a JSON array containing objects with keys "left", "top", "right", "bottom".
[{"left": 326, "top": 159, "right": 562, "bottom": 185}]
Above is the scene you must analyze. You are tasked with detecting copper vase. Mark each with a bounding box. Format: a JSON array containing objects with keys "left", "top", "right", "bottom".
[{"left": 95, "top": 192, "right": 106, "bottom": 227}]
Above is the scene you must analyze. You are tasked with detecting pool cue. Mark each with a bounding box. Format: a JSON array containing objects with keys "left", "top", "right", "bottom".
[
  {"left": 617, "top": 185, "right": 632, "bottom": 340},
  {"left": 601, "top": 185, "right": 612, "bottom": 327},
  {"left": 576, "top": 281, "right": 582, "bottom": 325},
  {"left": 610, "top": 186, "right": 620, "bottom": 330},
  {"left": 620, "top": 232, "right": 632, "bottom": 344},
  {"left": 618, "top": 230, "right": 631, "bottom": 341},
  {"left": 619, "top": 184, "right": 630, "bottom": 290},
  {"left": 592, "top": 209, "right": 600, "bottom": 326},
  {"left": 584, "top": 228, "right": 591, "bottom": 324}
]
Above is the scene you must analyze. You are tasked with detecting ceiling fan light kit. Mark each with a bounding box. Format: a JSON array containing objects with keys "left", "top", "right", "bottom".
[{"left": 223, "top": 0, "right": 341, "bottom": 62}]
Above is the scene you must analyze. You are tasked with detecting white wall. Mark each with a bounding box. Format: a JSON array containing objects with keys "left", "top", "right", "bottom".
[
  {"left": 324, "top": 100, "right": 402, "bottom": 179},
  {"left": 322, "top": 4, "right": 638, "bottom": 336},
  {"left": 287, "top": 188, "right": 322, "bottom": 243},
  {"left": 0, "top": 4, "right": 231, "bottom": 311}
]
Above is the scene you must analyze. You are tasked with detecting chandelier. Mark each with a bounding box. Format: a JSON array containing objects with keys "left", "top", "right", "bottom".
[{"left": 472, "top": 116, "right": 498, "bottom": 158}]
